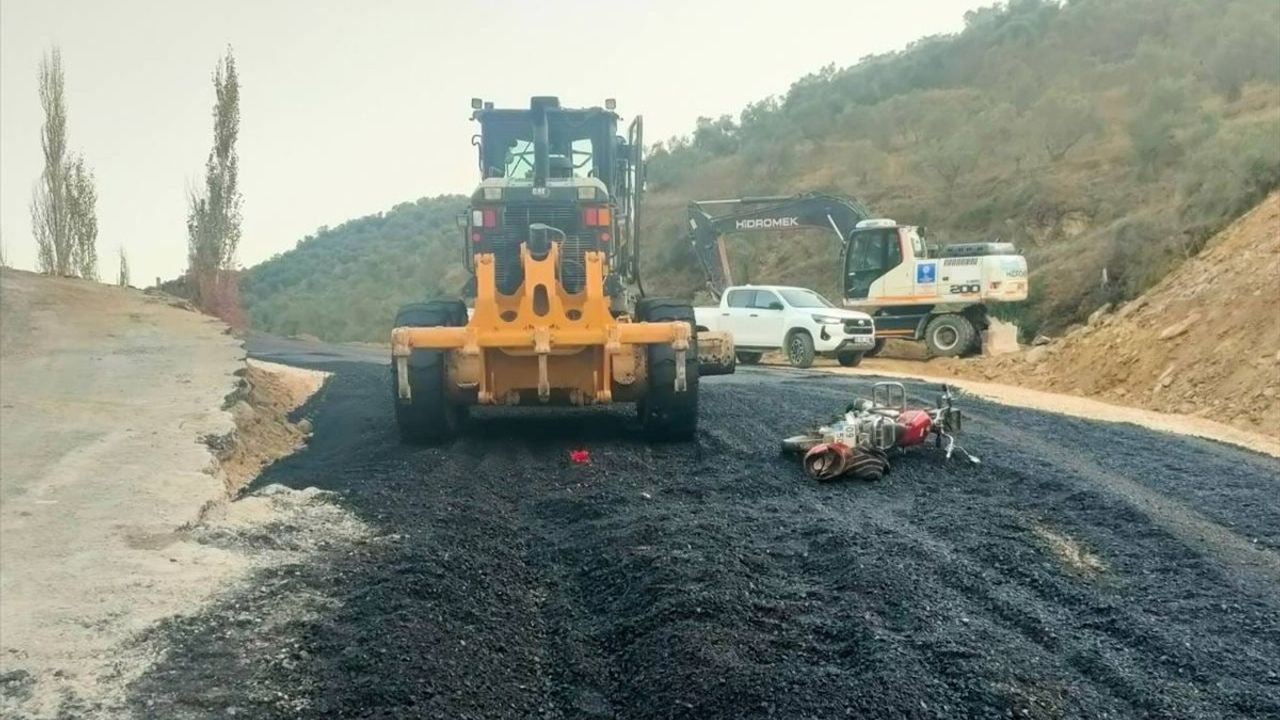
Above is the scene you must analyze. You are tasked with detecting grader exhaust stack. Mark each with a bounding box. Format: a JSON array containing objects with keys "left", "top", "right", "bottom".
[{"left": 390, "top": 96, "right": 733, "bottom": 443}]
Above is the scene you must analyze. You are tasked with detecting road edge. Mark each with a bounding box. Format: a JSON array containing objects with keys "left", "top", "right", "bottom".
[{"left": 820, "top": 365, "right": 1280, "bottom": 459}]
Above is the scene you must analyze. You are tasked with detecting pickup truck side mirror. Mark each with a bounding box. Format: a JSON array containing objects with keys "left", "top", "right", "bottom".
[{"left": 768, "top": 301, "right": 784, "bottom": 311}]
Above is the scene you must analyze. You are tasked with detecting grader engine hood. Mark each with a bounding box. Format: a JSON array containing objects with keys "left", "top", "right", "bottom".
[{"left": 468, "top": 178, "right": 613, "bottom": 296}]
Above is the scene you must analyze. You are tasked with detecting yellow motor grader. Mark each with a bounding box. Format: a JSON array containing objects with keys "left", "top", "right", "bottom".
[{"left": 390, "top": 96, "right": 733, "bottom": 443}]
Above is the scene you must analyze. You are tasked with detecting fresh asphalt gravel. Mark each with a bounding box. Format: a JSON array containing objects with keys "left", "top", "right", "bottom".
[{"left": 127, "top": 339, "right": 1280, "bottom": 719}]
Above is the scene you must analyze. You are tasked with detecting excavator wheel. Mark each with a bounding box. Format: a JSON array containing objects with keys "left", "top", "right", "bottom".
[
  {"left": 924, "top": 313, "right": 977, "bottom": 358},
  {"left": 636, "top": 297, "right": 699, "bottom": 441},
  {"left": 392, "top": 299, "right": 468, "bottom": 444}
]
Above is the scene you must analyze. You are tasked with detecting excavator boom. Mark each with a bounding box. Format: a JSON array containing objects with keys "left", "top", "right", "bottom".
[{"left": 688, "top": 192, "right": 870, "bottom": 298}]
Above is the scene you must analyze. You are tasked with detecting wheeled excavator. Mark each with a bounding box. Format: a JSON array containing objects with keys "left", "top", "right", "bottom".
[
  {"left": 389, "top": 96, "right": 733, "bottom": 443},
  {"left": 688, "top": 192, "right": 1029, "bottom": 357}
]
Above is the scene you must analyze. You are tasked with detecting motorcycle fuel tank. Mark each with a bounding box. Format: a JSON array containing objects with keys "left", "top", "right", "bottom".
[{"left": 895, "top": 410, "right": 933, "bottom": 447}]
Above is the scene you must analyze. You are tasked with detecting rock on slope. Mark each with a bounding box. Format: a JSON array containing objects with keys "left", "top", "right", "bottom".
[{"left": 977, "top": 192, "right": 1280, "bottom": 436}]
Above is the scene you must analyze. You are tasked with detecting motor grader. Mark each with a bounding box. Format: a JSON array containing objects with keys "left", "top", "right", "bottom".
[{"left": 390, "top": 96, "right": 733, "bottom": 443}]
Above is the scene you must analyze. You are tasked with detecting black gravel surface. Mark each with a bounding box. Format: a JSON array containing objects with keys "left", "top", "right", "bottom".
[{"left": 128, "top": 347, "right": 1280, "bottom": 719}]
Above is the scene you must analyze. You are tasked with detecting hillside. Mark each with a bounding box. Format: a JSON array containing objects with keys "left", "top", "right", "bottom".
[
  {"left": 638, "top": 0, "right": 1280, "bottom": 336},
  {"left": 240, "top": 196, "right": 467, "bottom": 341},
  {"left": 927, "top": 192, "right": 1280, "bottom": 437},
  {"left": 240, "top": 0, "right": 1280, "bottom": 342}
]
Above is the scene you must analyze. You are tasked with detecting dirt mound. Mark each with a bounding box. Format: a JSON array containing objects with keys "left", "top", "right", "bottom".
[
  {"left": 213, "top": 359, "right": 329, "bottom": 495},
  {"left": 947, "top": 193, "right": 1280, "bottom": 438}
]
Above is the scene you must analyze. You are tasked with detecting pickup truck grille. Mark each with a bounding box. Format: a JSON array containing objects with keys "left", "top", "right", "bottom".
[
  {"left": 844, "top": 318, "right": 874, "bottom": 335},
  {"left": 486, "top": 203, "right": 598, "bottom": 294}
]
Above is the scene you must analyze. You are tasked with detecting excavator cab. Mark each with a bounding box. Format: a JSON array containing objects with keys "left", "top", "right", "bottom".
[{"left": 844, "top": 221, "right": 904, "bottom": 300}]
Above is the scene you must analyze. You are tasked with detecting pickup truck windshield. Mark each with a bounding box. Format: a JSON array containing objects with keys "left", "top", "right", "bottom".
[{"left": 778, "top": 288, "right": 835, "bottom": 308}]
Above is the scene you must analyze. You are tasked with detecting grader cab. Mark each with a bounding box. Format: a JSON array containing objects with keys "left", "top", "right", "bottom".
[{"left": 390, "top": 96, "right": 732, "bottom": 443}]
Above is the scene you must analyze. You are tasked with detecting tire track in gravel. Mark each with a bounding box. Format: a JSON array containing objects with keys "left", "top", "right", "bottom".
[{"left": 125, "top": 358, "right": 1280, "bottom": 719}]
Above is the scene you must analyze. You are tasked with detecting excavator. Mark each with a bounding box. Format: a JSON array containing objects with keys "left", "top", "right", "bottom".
[
  {"left": 389, "top": 96, "right": 733, "bottom": 443},
  {"left": 689, "top": 192, "right": 1029, "bottom": 357}
]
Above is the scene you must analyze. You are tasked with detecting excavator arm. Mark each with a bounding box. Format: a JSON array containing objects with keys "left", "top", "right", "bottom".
[{"left": 688, "top": 192, "right": 870, "bottom": 298}]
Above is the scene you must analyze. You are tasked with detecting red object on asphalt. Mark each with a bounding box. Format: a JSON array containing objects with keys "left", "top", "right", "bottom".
[{"left": 569, "top": 449, "right": 590, "bottom": 464}]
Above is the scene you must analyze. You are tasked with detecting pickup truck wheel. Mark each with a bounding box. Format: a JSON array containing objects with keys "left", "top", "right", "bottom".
[
  {"left": 392, "top": 299, "right": 467, "bottom": 444},
  {"left": 924, "top": 314, "right": 976, "bottom": 358},
  {"left": 636, "top": 298, "right": 699, "bottom": 441},
  {"left": 736, "top": 352, "right": 763, "bottom": 365},
  {"left": 785, "top": 330, "right": 815, "bottom": 369},
  {"left": 836, "top": 351, "right": 864, "bottom": 367},
  {"left": 863, "top": 338, "right": 887, "bottom": 358}
]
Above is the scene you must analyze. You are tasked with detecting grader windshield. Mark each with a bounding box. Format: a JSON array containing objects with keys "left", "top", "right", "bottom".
[{"left": 476, "top": 104, "right": 618, "bottom": 188}]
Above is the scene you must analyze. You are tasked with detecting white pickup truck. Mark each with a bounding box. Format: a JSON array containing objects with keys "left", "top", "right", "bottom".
[{"left": 694, "top": 285, "right": 876, "bottom": 368}]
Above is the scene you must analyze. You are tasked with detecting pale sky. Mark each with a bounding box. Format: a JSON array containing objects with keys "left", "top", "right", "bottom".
[{"left": 1, "top": 0, "right": 987, "bottom": 284}]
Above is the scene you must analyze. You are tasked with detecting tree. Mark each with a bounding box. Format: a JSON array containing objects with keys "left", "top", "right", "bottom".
[
  {"left": 921, "top": 129, "right": 981, "bottom": 199},
  {"left": 845, "top": 139, "right": 888, "bottom": 186},
  {"left": 1205, "top": 24, "right": 1280, "bottom": 102},
  {"left": 692, "top": 115, "right": 738, "bottom": 157},
  {"left": 66, "top": 156, "right": 98, "bottom": 279},
  {"left": 31, "top": 48, "right": 69, "bottom": 275},
  {"left": 117, "top": 246, "right": 130, "bottom": 287},
  {"left": 187, "top": 47, "right": 243, "bottom": 319},
  {"left": 1032, "top": 90, "right": 1102, "bottom": 161},
  {"left": 1128, "top": 79, "right": 1189, "bottom": 175},
  {"left": 29, "top": 47, "right": 98, "bottom": 278}
]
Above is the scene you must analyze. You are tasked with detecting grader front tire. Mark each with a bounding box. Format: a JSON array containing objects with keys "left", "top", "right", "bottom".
[
  {"left": 392, "top": 299, "right": 467, "bottom": 444},
  {"left": 636, "top": 298, "right": 700, "bottom": 441}
]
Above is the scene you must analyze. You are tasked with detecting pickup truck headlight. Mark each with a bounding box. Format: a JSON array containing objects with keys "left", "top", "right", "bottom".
[{"left": 811, "top": 314, "right": 844, "bottom": 324}]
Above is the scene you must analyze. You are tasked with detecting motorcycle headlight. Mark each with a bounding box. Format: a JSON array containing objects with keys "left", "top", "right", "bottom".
[{"left": 811, "top": 314, "right": 843, "bottom": 324}]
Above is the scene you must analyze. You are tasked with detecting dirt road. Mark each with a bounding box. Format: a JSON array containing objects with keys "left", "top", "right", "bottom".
[
  {"left": 0, "top": 270, "right": 243, "bottom": 714},
  {"left": 0, "top": 272, "right": 345, "bottom": 719},
  {"left": 123, "top": 338, "right": 1280, "bottom": 719}
]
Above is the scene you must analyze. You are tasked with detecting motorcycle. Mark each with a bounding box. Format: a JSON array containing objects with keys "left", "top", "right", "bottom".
[{"left": 781, "top": 382, "right": 980, "bottom": 481}]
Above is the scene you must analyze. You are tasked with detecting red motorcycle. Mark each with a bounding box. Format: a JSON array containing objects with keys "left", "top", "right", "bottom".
[{"left": 781, "top": 382, "right": 979, "bottom": 481}]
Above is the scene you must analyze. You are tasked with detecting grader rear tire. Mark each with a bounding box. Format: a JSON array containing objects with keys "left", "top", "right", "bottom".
[
  {"left": 636, "top": 298, "right": 699, "bottom": 441},
  {"left": 392, "top": 299, "right": 467, "bottom": 444}
]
